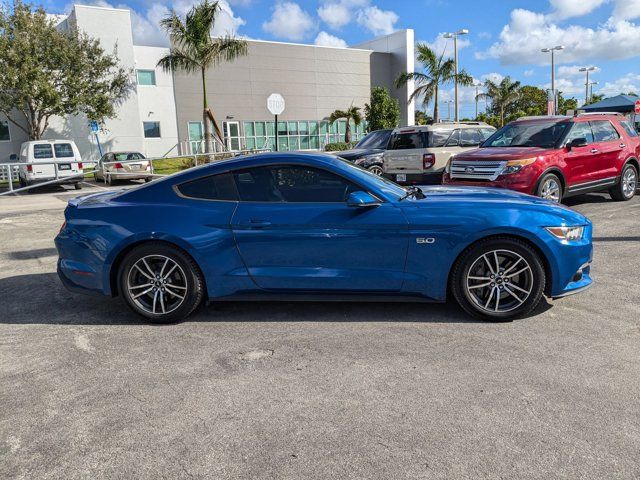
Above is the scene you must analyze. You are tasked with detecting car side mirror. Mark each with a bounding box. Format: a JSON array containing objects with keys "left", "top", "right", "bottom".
[
  {"left": 568, "top": 137, "right": 588, "bottom": 150},
  {"left": 347, "top": 191, "right": 380, "bottom": 208}
]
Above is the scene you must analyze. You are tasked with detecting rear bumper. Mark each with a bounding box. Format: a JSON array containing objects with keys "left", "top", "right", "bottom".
[
  {"left": 25, "top": 176, "right": 81, "bottom": 185},
  {"left": 107, "top": 171, "right": 151, "bottom": 180}
]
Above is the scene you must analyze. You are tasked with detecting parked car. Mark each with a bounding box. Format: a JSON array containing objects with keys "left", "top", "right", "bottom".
[
  {"left": 17, "top": 140, "right": 83, "bottom": 190},
  {"left": 94, "top": 151, "right": 152, "bottom": 185},
  {"left": 383, "top": 122, "right": 496, "bottom": 185},
  {"left": 442, "top": 113, "right": 639, "bottom": 202},
  {"left": 56, "top": 152, "right": 593, "bottom": 323},
  {"left": 333, "top": 128, "right": 393, "bottom": 176}
]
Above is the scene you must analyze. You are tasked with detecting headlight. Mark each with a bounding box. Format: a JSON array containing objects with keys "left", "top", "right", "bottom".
[
  {"left": 545, "top": 226, "right": 585, "bottom": 241},
  {"left": 500, "top": 158, "right": 537, "bottom": 175},
  {"left": 354, "top": 156, "right": 366, "bottom": 164}
]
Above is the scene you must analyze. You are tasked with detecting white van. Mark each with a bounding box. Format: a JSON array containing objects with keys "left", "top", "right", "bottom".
[{"left": 18, "top": 140, "right": 84, "bottom": 190}]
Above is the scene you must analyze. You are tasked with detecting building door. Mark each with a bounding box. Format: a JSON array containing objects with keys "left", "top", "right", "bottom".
[
  {"left": 188, "top": 122, "right": 203, "bottom": 154},
  {"left": 224, "top": 121, "right": 241, "bottom": 151}
]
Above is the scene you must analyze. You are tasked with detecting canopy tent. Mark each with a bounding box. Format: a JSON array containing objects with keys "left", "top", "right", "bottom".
[{"left": 581, "top": 94, "right": 640, "bottom": 113}]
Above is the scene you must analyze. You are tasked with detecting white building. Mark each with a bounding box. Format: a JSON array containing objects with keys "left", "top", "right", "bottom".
[{"left": 0, "top": 4, "right": 414, "bottom": 162}]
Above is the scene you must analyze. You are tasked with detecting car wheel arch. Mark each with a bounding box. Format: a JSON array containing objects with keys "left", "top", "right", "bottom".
[
  {"left": 533, "top": 168, "right": 566, "bottom": 196},
  {"left": 108, "top": 238, "right": 207, "bottom": 298},
  {"left": 446, "top": 233, "right": 554, "bottom": 299},
  {"left": 623, "top": 157, "right": 639, "bottom": 177}
]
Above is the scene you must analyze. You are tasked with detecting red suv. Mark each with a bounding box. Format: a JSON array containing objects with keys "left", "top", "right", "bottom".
[{"left": 442, "top": 113, "right": 639, "bottom": 202}]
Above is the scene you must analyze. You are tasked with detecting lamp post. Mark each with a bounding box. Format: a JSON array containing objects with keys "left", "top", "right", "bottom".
[
  {"left": 443, "top": 29, "right": 469, "bottom": 122},
  {"left": 588, "top": 81, "right": 599, "bottom": 104},
  {"left": 541, "top": 45, "right": 565, "bottom": 114},
  {"left": 473, "top": 82, "right": 482, "bottom": 119},
  {"left": 580, "top": 66, "right": 597, "bottom": 105}
]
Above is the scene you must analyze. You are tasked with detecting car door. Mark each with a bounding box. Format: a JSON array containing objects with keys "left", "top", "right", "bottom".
[
  {"left": 590, "top": 120, "right": 624, "bottom": 182},
  {"left": 563, "top": 121, "right": 597, "bottom": 187},
  {"left": 230, "top": 164, "right": 409, "bottom": 292}
]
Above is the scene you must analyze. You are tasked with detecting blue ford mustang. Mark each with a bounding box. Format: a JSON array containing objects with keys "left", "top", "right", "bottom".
[{"left": 55, "top": 152, "right": 593, "bottom": 323}]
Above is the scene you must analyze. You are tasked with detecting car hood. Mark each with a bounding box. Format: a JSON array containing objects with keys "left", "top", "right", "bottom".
[
  {"left": 407, "top": 185, "right": 589, "bottom": 223},
  {"left": 335, "top": 148, "right": 384, "bottom": 161},
  {"left": 454, "top": 146, "right": 551, "bottom": 161}
]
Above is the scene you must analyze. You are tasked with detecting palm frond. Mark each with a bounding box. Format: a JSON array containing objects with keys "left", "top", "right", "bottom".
[{"left": 156, "top": 50, "right": 200, "bottom": 73}]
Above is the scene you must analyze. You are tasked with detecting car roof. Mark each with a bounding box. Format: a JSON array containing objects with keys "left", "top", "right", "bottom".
[
  {"left": 391, "top": 122, "right": 493, "bottom": 133},
  {"left": 107, "top": 151, "right": 144, "bottom": 155},
  {"left": 21, "top": 139, "right": 76, "bottom": 145}
]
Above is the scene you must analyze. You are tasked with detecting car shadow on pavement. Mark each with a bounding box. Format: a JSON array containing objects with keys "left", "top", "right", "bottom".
[{"left": 0, "top": 272, "right": 552, "bottom": 326}]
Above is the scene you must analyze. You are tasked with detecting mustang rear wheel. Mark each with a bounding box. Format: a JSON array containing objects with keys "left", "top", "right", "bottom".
[
  {"left": 119, "top": 242, "right": 204, "bottom": 323},
  {"left": 451, "top": 237, "right": 546, "bottom": 321}
]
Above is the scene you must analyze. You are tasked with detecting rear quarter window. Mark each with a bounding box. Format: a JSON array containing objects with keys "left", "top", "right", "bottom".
[
  {"left": 176, "top": 173, "right": 238, "bottom": 201},
  {"left": 619, "top": 120, "right": 638, "bottom": 137},
  {"left": 54, "top": 143, "right": 75, "bottom": 158},
  {"left": 389, "top": 131, "right": 427, "bottom": 149}
]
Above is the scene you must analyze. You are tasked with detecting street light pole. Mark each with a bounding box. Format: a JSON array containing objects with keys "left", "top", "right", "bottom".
[
  {"left": 474, "top": 83, "right": 482, "bottom": 119},
  {"left": 541, "top": 45, "right": 565, "bottom": 115},
  {"left": 580, "top": 66, "right": 596, "bottom": 105},
  {"left": 444, "top": 29, "right": 469, "bottom": 122},
  {"left": 589, "top": 81, "right": 599, "bottom": 104}
]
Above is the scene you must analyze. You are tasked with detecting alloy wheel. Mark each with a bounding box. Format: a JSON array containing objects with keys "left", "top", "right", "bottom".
[
  {"left": 540, "top": 178, "right": 561, "bottom": 202},
  {"left": 368, "top": 165, "right": 384, "bottom": 176},
  {"left": 127, "top": 255, "right": 187, "bottom": 315},
  {"left": 622, "top": 167, "right": 637, "bottom": 198},
  {"left": 465, "top": 249, "right": 534, "bottom": 314}
]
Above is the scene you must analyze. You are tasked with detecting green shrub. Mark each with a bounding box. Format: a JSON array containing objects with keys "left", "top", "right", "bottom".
[{"left": 324, "top": 141, "right": 357, "bottom": 152}]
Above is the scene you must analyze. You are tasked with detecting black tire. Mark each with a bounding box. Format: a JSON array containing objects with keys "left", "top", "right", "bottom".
[
  {"left": 74, "top": 182, "right": 82, "bottom": 190},
  {"left": 450, "top": 237, "right": 546, "bottom": 321},
  {"left": 609, "top": 163, "right": 637, "bottom": 201},
  {"left": 118, "top": 242, "right": 204, "bottom": 323},
  {"left": 535, "top": 173, "right": 563, "bottom": 203}
]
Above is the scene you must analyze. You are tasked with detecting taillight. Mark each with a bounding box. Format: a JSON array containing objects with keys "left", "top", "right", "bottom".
[
  {"left": 27, "top": 165, "right": 33, "bottom": 172},
  {"left": 78, "top": 162, "right": 83, "bottom": 169},
  {"left": 423, "top": 153, "right": 435, "bottom": 170},
  {"left": 114, "top": 162, "right": 123, "bottom": 169}
]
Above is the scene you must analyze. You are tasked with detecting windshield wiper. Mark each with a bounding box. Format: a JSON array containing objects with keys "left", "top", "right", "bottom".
[{"left": 399, "top": 186, "right": 425, "bottom": 201}]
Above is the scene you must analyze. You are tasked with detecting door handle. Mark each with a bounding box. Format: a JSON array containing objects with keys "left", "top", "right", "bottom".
[
  {"left": 620, "top": 143, "right": 626, "bottom": 148},
  {"left": 590, "top": 148, "right": 599, "bottom": 154}
]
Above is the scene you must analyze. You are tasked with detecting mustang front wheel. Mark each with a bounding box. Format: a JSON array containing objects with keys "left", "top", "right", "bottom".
[
  {"left": 451, "top": 237, "right": 546, "bottom": 321},
  {"left": 119, "top": 242, "right": 204, "bottom": 323}
]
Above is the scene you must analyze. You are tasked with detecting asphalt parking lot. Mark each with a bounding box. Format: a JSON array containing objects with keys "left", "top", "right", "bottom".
[{"left": 1, "top": 182, "right": 639, "bottom": 479}]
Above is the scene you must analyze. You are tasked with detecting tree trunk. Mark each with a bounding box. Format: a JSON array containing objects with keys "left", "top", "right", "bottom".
[
  {"left": 201, "top": 68, "right": 213, "bottom": 154},
  {"left": 345, "top": 120, "right": 351, "bottom": 143},
  {"left": 500, "top": 105, "right": 504, "bottom": 127},
  {"left": 432, "top": 86, "right": 439, "bottom": 124}
]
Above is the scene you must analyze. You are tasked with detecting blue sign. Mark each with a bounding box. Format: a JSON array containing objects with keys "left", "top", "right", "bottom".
[{"left": 89, "top": 121, "right": 99, "bottom": 133}]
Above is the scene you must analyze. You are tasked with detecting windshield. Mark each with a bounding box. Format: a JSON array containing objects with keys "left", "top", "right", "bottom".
[
  {"left": 355, "top": 130, "right": 391, "bottom": 149},
  {"left": 482, "top": 122, "right": 569, "bottom": 148}
]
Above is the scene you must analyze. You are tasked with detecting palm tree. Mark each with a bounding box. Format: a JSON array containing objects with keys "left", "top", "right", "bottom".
[
  {"left": 476, "top": 77, "right": 521, "bottom": 126},
  {"left": 157, "top": 0, "right": 248, "bottom": 153},
  {"left": 329, "top": 105, "right": 363, "bottom": 143},
  {"left": 395, "top": 43, "right": 473, "bottom": 123}
]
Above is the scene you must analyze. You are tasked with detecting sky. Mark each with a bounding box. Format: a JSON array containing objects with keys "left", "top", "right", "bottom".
[{"left": 46, "top": 0, "right": 640, "bottom": 118}]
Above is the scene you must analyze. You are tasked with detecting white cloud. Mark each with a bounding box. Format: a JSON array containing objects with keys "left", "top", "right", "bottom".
[
  {"left": 356, "top": 5, "right": 398, "bottom": 36},
  {"left": 317, "top": 2, "right": 351, "bottom": 29},
  {"left": 425, "top": 34, "right": 471, "bottom": 58},
  {"left": 598, "top": 72, "right": 640, "bottom": 95},
  {"left": 477, "top": 7, "right": 640, "bottom": 65},
  {"left": 549, "top": 0, "right": 607, "bottom": 19},
  {"left": 478, "top": 31, "right": 492, "bottom": 40},
  {"left": 524, "top": 69, "right": 535, "bottom": 77},
  {"left": 613, "top": 0, "right": 640, "bottom": 20},
  {"left": 314, "top": 31, "right": 348, "bottom": 47},
  {"left": 481, "top": 72, "right": 504, "bottom": 84},
  {"left": 262, "top": 1, "right": 315, "bottom": 41}
]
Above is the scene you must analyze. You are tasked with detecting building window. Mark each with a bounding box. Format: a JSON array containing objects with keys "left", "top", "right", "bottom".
[
  {"left": 136, "top": 70, "right": 156, "bottom": 86},
  {"left": 0, "top": 120, "right": 9, "bottom": 141},
  {"left": 143, "top": 121, "right": 161, "bottom": 138}
]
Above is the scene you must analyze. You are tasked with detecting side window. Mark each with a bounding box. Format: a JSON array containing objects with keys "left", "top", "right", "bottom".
[
  {"left": 54, "top": 143, "right": 74, "bottom": 158},
  {"left": 591, "top": 121, "right": 620, "bottom": 142},
  {"left": 459, "top": 129, "right": 482, "bottom": 147},
  {"left": 619, "top": 120, "right": 638, "bottom": 137},
  {"left": 33, "top": 144, "right": 53, "bottom": 159},
  {"left": 565, "top": 122, "right": 594, "bottom": 144},
  {"left": 389, "top": 131, "right": 426, "bottom": 150},
  {"left": 233, "top": 166, "right": 361, "bottom": 203},
  {"left": 429, "top": 130, "right": 451, "bottom": 147},
  {"left": 445, "top": 130, "right": 460, "bottom": 147},
  {"left": 177, "top": 173, "right": 238, "bottom": 201}
]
